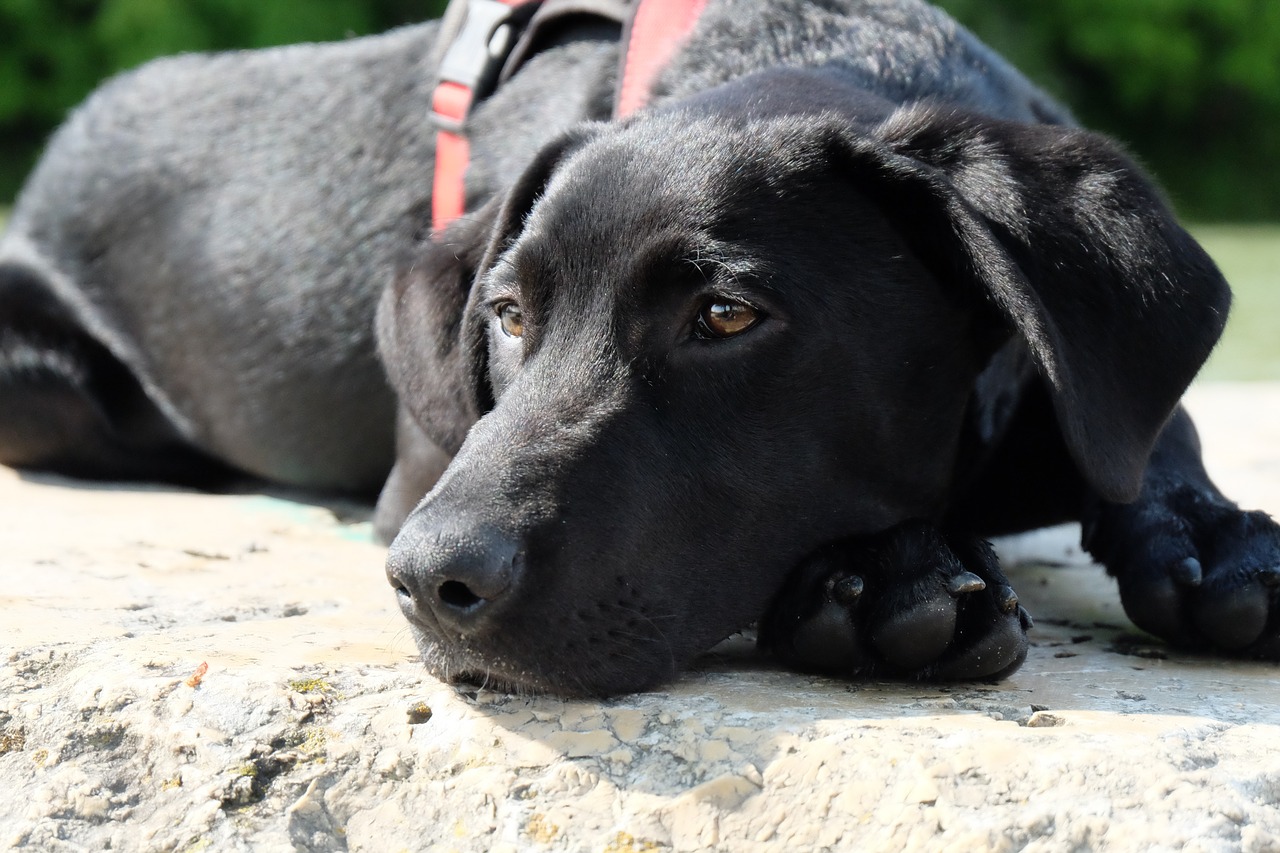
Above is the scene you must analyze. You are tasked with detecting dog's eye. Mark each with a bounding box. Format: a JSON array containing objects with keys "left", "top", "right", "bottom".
[
  {"left": 496, "top": 302, "right": 524, "bottom": 338},
  {"left": 695, "top": 299, "right": 760, "bottom": 340}
]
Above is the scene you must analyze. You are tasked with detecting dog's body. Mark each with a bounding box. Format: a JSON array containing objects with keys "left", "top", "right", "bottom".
[{"left": 3, "top": 0, "right": 1278, "bottom": 696}]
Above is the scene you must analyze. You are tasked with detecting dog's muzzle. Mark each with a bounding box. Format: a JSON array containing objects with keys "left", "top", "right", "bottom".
[{"left": 386, "top": 518, "right": 525, "bottom": 639}]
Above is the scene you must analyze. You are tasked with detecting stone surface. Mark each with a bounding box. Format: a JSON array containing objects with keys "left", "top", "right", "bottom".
[{"left": 2, "top": 383, "right": 1279, "bottom": 852}]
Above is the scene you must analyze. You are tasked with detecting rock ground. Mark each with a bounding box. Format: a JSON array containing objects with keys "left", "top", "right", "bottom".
[{"left": 3, "top": 382, "right": 1280, "bottom": 852}]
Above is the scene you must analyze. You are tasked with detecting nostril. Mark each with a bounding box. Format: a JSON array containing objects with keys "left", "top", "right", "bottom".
[
  {"left": 438, "top": 579, "right": 484, "bottom": 611},
  {"left": 387, "top": 521, "right": 522, "bottom": 629}
]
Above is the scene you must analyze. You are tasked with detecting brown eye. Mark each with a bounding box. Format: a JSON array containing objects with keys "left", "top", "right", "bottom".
[
  {"left": 497, "top": 302, "right": 524, "bottom": 338},
  {"left": 696, "top": 299, "right": 759, "bottom": 339}
]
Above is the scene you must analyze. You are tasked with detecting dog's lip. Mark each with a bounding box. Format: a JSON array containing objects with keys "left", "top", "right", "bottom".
[
  {"left": 428, "top": 648, "right": 590, "bottom": 697},
  {"left": 406, "top": 622, "right": 673, "bottom": 698},
  {"left": 446, "top": 665, "right": 560, "bottom": 696},
  {"left": 398, "top": 617, "right": 541, "bottom": 686}
]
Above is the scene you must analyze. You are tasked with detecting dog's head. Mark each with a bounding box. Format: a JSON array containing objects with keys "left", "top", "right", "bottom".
[{"left": 377, "top": 77, "right": 1228, "bottom": 696}]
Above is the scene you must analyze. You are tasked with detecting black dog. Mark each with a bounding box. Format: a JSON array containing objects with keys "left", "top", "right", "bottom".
[{"left": 3, "top": 1, "right": 1278, "bottom": 697}]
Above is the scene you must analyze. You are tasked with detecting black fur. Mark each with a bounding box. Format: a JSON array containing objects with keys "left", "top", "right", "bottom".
[{"left": 2, "top": 0, "right": 1276, "bottom": 697}]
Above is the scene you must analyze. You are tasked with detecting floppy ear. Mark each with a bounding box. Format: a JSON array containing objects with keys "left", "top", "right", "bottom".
[
  {"left": 375, "top": 125, "right": 602, "bottom": 455},
  {"left": 376, "top": 204, "right": 497, "bottom": 456},
  {"left": 828, "top": 106, "right": 1230, "bottom": 502}
]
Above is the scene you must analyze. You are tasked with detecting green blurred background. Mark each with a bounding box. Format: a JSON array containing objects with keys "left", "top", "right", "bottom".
[{"left": 0, "top": 0, "right": 1276, "bottom": 376}]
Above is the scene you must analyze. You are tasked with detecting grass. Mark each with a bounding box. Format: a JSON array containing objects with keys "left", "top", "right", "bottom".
[
  {"left": 0, "top": 207, "right": 1274, "bottom": 379},
  {"left": 1193, "top": 225, "right": 1280, "bottom": 381}
]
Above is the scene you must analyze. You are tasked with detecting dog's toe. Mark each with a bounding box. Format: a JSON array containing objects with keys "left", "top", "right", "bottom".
[
  {"left": 870, "top": 593, "right": 958, "bottom": 671},
  {"left": 1191, "top": 574, "right": 1271, "bottom": 651},
  {"left": 924, "top": 541, "right": 1028, "bottom": 680},
  {"left": 934, "top": 610, "right": 1029, "bottom": 680},
  {"left": 785, "top": 571, "right": 871, "bottom": 671},
  {"left": 758, "top": 559, "right": 878, "bottom": 675},
  {"left": 1118, "top": 573, "right": 1192, "bottom": 645}
]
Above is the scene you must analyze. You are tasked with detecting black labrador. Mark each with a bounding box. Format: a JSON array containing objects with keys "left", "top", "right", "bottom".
[{"left": 2, "top": 0, "right": 1277, "bottom": 697}]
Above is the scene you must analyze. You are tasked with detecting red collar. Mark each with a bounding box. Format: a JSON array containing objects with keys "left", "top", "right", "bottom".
[
  {"left": 430, "top": 0, "right": 534, "bottom": 230},
  {"left": 430, "top": 0, "right": 708, "bottom": 229},
  {"left": 616, "top": 0, "right": 709, "bottom": 118}
]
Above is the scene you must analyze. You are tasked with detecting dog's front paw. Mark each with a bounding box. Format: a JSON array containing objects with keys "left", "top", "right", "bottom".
[
  {"left": 1086, "top": 488, "right": 1280, "bottom": 657},
  {"left": 759, "top": 521, "right": 1031, "bottom": 680}
]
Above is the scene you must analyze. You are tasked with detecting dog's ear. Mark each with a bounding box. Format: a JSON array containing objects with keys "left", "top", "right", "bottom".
[
  {"left": 376, "top": 203, "right": 498, "bottom": 456},
  {"left": 376, "top": 125, "right": 601, "bottom": 455},
  {"left": 825, "top": 106, "right": 1230, "bottom": 502}
]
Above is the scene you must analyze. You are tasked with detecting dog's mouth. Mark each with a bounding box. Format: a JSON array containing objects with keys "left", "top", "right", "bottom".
[
  {"left": 401, "top": 611, "right": 683, "bottom": 698},
  {"left": 427, "top": 655, "right": 563, "bottom": 698}
]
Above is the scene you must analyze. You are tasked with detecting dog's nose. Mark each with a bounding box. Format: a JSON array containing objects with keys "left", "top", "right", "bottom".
[{"left": 385, "top": 523, "right": 522, "bottom": 634}]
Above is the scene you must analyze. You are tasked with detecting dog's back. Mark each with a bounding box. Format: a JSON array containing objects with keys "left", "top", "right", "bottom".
[{"left": 654, "top": 0, "right": 1073, "bottom": 124}]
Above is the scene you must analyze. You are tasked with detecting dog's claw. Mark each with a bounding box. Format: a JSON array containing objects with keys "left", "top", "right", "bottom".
[
  {"left": 829, "top": 574, "right": 865, "bottom": 606},
  {"left": 947, "top": 571, "right": 986, "bottom": 597},
  {"left": 994, "top": 584, "right": 1019, "bottom": 613},
  {"left": 1171, "top": 557, "right": 1203, "bottom": 587}
]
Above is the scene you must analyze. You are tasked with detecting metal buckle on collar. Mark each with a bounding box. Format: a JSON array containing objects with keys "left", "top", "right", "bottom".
[{"left": 432, "top": 0, "right": 526, "bottom": 132}]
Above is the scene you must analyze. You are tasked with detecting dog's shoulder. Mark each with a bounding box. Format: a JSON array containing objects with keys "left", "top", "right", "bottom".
[{"left": 656, "top": 0, "right": 1072, "bottom": 124}]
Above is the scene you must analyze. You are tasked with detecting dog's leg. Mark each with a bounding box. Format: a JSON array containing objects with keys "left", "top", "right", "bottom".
[
  {"left": 0, "top": 263, "right": 238, "bottom": 486},
  {"left": 759, "top": 520, "right": 1032, "bottom": 680},
  {"left": 1083, "top": 406, "right": 1280, "bottom": 657},
  {"left": 372, "top": 407, "right": 452, "bottom": 544}
]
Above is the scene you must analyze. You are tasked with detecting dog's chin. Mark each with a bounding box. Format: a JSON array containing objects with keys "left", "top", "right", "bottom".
[{"left": 406, "top": 628, "right": 679, "bottom": 699}]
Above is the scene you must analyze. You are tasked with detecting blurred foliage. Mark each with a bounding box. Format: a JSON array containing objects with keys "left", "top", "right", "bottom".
[
  {"left": 1195, "top": 226, "right": 1280, "bottom": 380},
  {"left": 0, "top": 0, "right": 447, "bottom": 198},
  {"left": 935, "top": 0, "right": 1280, "bottom": 219},
  {"left": 2, "top": 0, "right": 1279, "bottom": 219}
]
